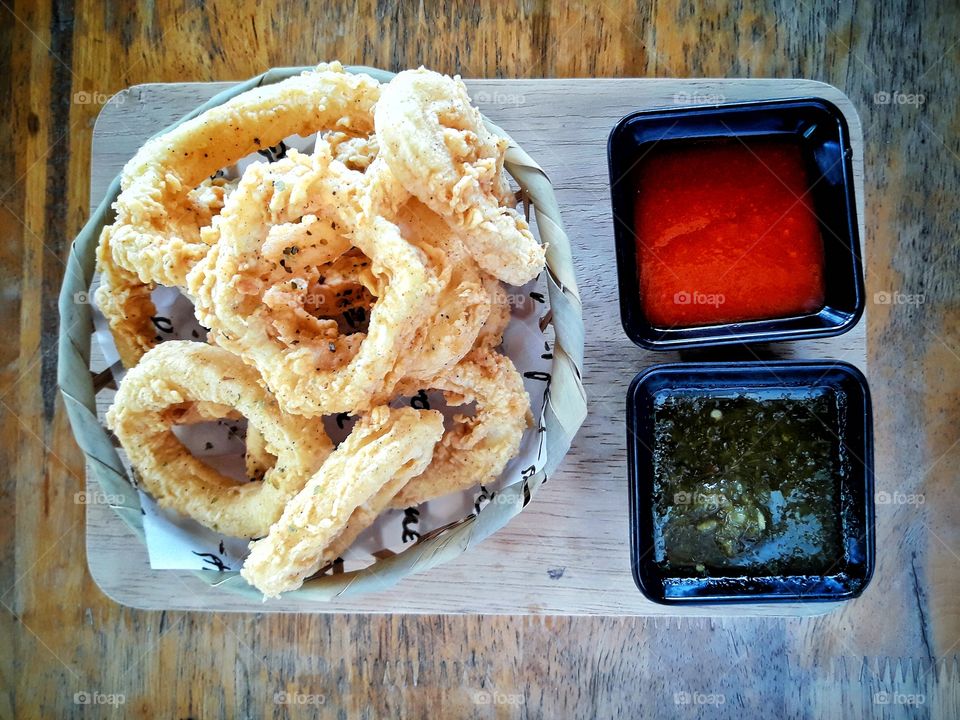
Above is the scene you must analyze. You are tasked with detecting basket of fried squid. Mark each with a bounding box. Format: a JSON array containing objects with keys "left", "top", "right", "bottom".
[{"left": 58, "top": 62, "right": 586, "bottom": 600}]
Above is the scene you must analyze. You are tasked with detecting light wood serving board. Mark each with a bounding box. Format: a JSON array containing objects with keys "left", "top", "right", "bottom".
[{"left": 85, "top": 78, "right": 867, "bottom": 615}]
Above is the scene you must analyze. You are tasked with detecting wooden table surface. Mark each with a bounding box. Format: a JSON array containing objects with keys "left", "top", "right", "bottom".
[{"left": 2, "top": 1, "right": 957, "bottom": 718}]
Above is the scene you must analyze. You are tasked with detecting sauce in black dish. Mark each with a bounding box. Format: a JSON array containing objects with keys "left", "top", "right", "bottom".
[{"left": 627, "top": 361, "right": 874, "bottom": 604}]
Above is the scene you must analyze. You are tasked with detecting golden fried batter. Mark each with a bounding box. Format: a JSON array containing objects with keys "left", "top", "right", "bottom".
[
  {"left": 389, "top": 349, "right": 531, "bottom": 507},
  {"left": 241, "top": 406, "right": 443, "bottom": 597},
  {"left": 376, "top": 69, "right": 546, "bottom": 285},
  {"left": 107, "top": 342, "right": 332, "bottom": 537}
]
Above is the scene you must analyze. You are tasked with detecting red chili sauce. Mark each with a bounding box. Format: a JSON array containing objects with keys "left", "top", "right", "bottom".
[{"left": 634, "top": 137, "right": 826, "bottom": 327}]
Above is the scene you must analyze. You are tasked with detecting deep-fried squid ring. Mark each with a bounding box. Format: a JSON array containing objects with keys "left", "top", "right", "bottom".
[
  {"left": 376, "top": 69, "right": 546, "bottom": 286},
  {"left": 108, "top": 63, "right": 379, "bottom": 288},
  {"left": 96, "top": 62, "right": 381, "bottom": 367},
  {"left": 188, "top": 149, "right": 434, "bottom": 415},
  {"left": 189, "top": 147, "right": 491, "bottom": 416},
  {"left": 388, "top": 348, "right": 531, "bottom": 507},
  {"left": 241, "top": 405, "right": 444, "bottom": 598},
  {"left": 106, "top": 342, "right": 333, "bottom": 537}
]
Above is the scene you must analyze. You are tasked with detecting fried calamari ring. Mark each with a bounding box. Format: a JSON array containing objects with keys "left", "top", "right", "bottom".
[
  {"left": 241, "top": 406, "right": 444, "bottom": 598},
  {"left": 375, "top": 68, "right": 546, "bottom": 286},
  {"left": 388, "top": 348, "right": 531, "bottom": 507},
  {"left": 96, "top": 175, "right": 240, "bottom": 367},
  {"left": 384, "top": 199, "right": 491, "bottom": 383},
  {"left": 96, "top": 62, "right": 381, "bottom": 366},
  {"left": 208, "top": 215, "right": 483, "bottom": 384},
  {"left": 106, "top": 342, "right": 333, "bottom": 537},
  {"left": 188, "top": 149, "right": 437, "bottom": 415},
  {"left": 108, "top": 63, "right": 379, "bottom": 288},
  {"left": 189, "top": 146, "right": 491, "bottom": 416}
]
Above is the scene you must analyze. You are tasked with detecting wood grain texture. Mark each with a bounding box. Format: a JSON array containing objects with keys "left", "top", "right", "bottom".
[
  {"left": 3, "top": 0, "right": 958, "bottom": 718},
  {"left": 84, "top": 77, "right": 867, "bottom": 618}
]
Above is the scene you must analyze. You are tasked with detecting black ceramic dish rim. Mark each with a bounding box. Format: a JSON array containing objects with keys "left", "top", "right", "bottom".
[
  {"left": 625, "top": 359, "right": 876, "bottom": 605},
  {"left": 607, "top": 96, "right": 866, "bottom": 351}
]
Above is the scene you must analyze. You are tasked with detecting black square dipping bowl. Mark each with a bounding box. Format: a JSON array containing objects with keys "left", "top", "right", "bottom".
[
  {"left": 608, "top": 98, "right": 865, "bottom": 349},
  {"left": 627, "top": 361, "right": 874, "bottom": 604}
]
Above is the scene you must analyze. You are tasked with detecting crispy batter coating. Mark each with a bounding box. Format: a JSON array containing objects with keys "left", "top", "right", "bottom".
[
  {"left": 106, "top": 342, "right": 332, "bottom": 537},
  {"left": 94, "top": 243, "right": 157, "bottom": 368},
  {"left": 188, "top": 148, "right": 438, "bottom": 415},
  {"left": 96, "top": 62, "right": 381, "bottom": 366},
  {"left": 384, "top": 199, "right": 491, "bottom": 383},
  {"left": 109, "top": 63, "right": 379, "bottom": 288},
  {"left": 241, "top": 406, "right": 444, "bottom": 598},
  {"left": 475, "top": 276, "right": 511, "bottom": 350},
  {"left": 389, "top": 349, "right": 531, "bottom": 507},
  {"left": 376, "top": 69, "right": 546, "bottom": 285},
  {"left": 189, "top": 147, "right": 492, "bottom": 415},
  {"left": 327, "top": 131, "right": 379, "bottom": 171},
  {"left": 243, "top": 424, "right": 276, "bottom": 482}
]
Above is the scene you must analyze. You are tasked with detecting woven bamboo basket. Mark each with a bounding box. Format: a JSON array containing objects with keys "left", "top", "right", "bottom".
[{"left": 57, "top": 65, "right": 587, "bottom": 601}]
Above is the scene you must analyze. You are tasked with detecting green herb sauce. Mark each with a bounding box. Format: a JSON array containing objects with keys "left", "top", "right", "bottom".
[{"left": 651, "top": 390, "right": 844, "bottom": 575}]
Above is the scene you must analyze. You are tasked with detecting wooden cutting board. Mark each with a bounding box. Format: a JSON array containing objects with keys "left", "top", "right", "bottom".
[{"left": 85, "top": 78, "right": 867, "bottom": 615}]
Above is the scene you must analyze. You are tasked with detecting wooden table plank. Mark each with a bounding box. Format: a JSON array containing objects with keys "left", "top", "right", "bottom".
[{"left": 4, "top": 1, "right": 958, "bottom": 717}]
